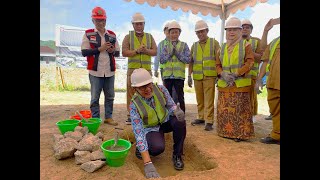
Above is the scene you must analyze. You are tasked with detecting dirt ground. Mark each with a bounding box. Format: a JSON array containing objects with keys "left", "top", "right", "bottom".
[{"left": 40, "top": 104, "right": 279, "bottom": 180}]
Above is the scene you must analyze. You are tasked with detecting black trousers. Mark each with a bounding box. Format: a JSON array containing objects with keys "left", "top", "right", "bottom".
[
  {"left": 163, "top": 79, "right": 185, "bottom": 112},
  {"left": 146, "top": 116, "right": 186, "bottom": 156}
]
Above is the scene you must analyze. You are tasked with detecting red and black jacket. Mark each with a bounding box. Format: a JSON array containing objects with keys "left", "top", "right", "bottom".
[{"left": 81, "top": 29, "right": 120, "bottom": 71}]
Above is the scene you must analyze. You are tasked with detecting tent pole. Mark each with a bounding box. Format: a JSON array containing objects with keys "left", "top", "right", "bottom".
[
  {"left": 219, "top": 0, "right": 226, "bottom": 46},
  {"left": 220, "top": 18, "right": 225, "bottom": 46}
]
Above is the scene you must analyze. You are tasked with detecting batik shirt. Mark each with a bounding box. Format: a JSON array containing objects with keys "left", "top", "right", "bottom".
[
  {"left": 129, "top": 85, "right": 176, "bottom": 152},
  {"left": 159, "top": 40, "right": 191, "bottom": 80}
]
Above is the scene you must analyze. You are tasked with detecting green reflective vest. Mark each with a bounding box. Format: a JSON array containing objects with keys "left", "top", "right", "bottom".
[
  {"left": 131, "top": 84, "right": 168, "bottom": 128},
  {"left": 128, "top": 31, "right": 152, "bottom": 70},
  {"left": 247, "top": 38, "right": 259, "bottom": 77},
  {"left": 163, "top": 41, "right": 187, "bottom": 79},
  {"left": 217, "top": 40, "right": 252, "bottom": 88},
  {"left": 266, "top": 36, "right": 280, "bottom": 81},
  {"left": 192, "top": 38, "right": 217, "bottom": 80},
  {"left": 158, "top": 39, "right": 169, "bottom": 69}
]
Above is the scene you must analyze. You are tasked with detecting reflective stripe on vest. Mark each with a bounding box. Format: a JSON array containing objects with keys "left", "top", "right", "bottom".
[
  {"left": 159, "top": 39, "right": 169, "bottom": 69},
  {"left": 128, "top": 31, "right": 152, "bottom": 70},
  {"left": 248, "top": 38, "right": 259, "bottom": 77},
  {"left": 217, "top": 40, "right": 251, "bottom": 88},
  {"left": 163, "top": 41, "right": 186, "bottom": 79},
  {"left": 192, "top": 38, "right": 217, "bottom": 80},
  {"left": 266, "top": 36, "right": 280, "bottom": 78},
  {"left": 131, "top": 84, "right": 168, "bottom": 128}
]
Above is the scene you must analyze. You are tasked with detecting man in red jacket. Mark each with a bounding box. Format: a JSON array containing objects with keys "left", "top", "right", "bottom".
[{"left": 81, "top": 6, "right": 120, "bottom": 126}]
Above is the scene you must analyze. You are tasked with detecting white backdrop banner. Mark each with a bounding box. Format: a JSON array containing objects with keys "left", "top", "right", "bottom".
[{"left": 55, "top": 24, "right": 87, "bottom": 68}]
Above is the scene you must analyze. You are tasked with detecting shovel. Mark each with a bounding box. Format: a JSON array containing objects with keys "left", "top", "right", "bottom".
[
  {"left": 76, "top": 111, "right": 89, "bottom": 123},
  {"left": 111, "top": 131, "right": 119, "bottom": 150}
]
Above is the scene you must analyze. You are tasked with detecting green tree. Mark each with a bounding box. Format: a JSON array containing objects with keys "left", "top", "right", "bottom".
[{"left": 40, "top": 40, "right": 56, "bottom": 50}]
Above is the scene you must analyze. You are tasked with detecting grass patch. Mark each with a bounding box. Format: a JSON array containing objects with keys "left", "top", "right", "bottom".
[{"left": 41, "top": 65, "right": 127, "bottom": 92}]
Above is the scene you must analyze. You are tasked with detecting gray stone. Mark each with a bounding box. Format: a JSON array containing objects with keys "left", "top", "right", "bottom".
[
  {"left": 74, "top": 150, "right": 91, "bottom": 165},
  {"left": 95, "top": 132, "right": 104, "bottom": 140},
  {"left": 53, "top": 134, "right": 64, "bottom": 143},
  {"left": 53, "top": 137, "right": 78, "bottom": 160},
  {"left": 90, "top": 150, "right": 106, "bottom": 161},
  {"left": 64, "top": 131, "right": 83, "bottom": 142},
  {"left": 80, "top": 160, "right": 106, "bottom": 173},
  {"left": 75, "top": 126, "right": 89, "bottom": 135},
  {"left": 77, "top": 135, "right": 102, "bottom": 152}
]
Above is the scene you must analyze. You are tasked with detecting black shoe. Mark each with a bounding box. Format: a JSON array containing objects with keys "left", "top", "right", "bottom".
[
  {"left": 135, "top": 147, "right": 142, "bottom": 160},
  {"left": 172, "top": 155, "right": 184, "bottom": 170},
  {"left": 260, "top": 137, "right": 280, "bottom": 145},
  {"left": 265, "top": 114, "right": 272, "bottom": 120},
  {"left": 191, "top": 119, "right": 205, "bottom": 126},
  {"left": 204, "top": 123, "right": 213, "bottom": 131},
  {"left": 234, "top": 138, "right": 241, "bottom": 142},
  {"left": 125, "top": 118, "right": 132, "bottom": 125}
]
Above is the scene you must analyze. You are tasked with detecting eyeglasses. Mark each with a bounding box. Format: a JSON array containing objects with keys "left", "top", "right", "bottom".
[
  {"left": 94, "top": 19, "right": 106, "bottom": 23},
  {"left": 137, "top": 83, "right": 153, "bottom": 91}
]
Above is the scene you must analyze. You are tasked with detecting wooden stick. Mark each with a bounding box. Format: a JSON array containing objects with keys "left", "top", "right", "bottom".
[{"left": 58, "top": 67, "right": 66, "bottom": 89}]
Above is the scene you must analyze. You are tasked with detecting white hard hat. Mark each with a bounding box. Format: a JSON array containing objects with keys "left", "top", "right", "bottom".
[
  {"left": 131, "top": 68, "right": 153, "bottom": 87},
  {"left": 168, "top": 21, "right": 181, "bottom": 31},
  {"left": 241, "top": 19, "right": 252, "bottom": 26},
  {"left": 225, "top": 17, "right": 242, "bottom": 30},
  {"left": 131, "top": 13, "right": 145, "bottom": 23},
  {"left": 164, "top": 22, "right": 170, "bottom": 29},
  {"left": 195, "top": 20, "right": 209, "bottom": 32}
]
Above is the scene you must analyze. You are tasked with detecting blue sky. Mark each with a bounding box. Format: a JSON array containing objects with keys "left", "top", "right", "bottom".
[{"left": 40, "top": 0, "right": 280, "bottom": 46}]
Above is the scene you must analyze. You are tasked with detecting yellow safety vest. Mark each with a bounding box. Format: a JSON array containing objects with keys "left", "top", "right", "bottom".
[
  {"left": 158, "top": 39, "right": 169, "bottom": 69},
  {"left": 192, "top": 38, "right": 217, "bottom": 80},
  {"left": 217, "top": 40, "right": 252, "bottom": 88},
  {"left": 163, "top": 41, "right": 186, "bottom": 79},
  {"left": 131, "top": 84, "right": 168, "bottom": 128},
  {"left": 247, "top": 38, "right": 259, "bottom": 77},
  {"left": 128, "top": 31, "right": 152, "bottom": 70},
  {"left": 266, "top": 36, "right": 280, "bottom": 81}
]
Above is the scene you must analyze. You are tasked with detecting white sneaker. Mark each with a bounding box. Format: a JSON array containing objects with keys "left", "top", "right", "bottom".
[{"left": 252, "top": 116, "right": 257, "bottom": 124}]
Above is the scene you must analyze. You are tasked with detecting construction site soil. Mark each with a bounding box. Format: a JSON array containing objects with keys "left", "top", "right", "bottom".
[{"left": 40, "top": 104, "right": 279, "bottom": 180}]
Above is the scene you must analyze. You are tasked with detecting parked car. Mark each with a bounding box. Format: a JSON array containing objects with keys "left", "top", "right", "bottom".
[
  {"left": 76, "top": 61, "right": 87, "bottom": 68},
  {"left": 56, "top": 56, "right": 75, "bottom": 67}
]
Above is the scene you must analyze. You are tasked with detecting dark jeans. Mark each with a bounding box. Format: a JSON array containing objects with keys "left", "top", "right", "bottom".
[
  {"left": 146, "top": 116, "right": 186, "bottom": 156},
  {"left": 163, "top": 79, "right": 185, "bottom": 112},
  {"left": 89, "top": 74, "right": 115, "bottom": 119},
  {"left": 160, "top": 69, "right": 179, "bottom": 102}
]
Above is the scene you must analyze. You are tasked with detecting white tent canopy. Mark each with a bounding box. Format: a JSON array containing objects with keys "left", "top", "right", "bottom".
[{"left": 124, "top": 0, "right": 268, "bottom": 44}]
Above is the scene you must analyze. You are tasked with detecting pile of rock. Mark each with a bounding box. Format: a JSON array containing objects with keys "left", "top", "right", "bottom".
[{"left": 53, "top": 126, "right": 106, "bottom": 172}]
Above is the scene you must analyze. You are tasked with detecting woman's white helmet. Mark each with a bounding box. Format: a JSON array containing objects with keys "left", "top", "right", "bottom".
[
  {"left": 131, "top": 68, "right": 153, "bottom": 87},
  {"left": 225, "top": 17, "right": 242, "bottom": 30}
]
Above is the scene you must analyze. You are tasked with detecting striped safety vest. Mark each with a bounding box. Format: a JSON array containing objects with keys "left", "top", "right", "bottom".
[
  {"left": 217, "top": 40, "right": 252, "bottom": 88},
  {"left": 163, "top": 41, "right": 187, "bottom": 79},
  {"left": 131, "top": 84, "right": 168, "bottom": 128},
  {"left": 247, "top": 38, "right": 259, "bottom": 78},
  {"left": 192, "top": 38, "right": 217, "bottom": 80},
  {"left": 158, "top": 39, "right": 169, "bottom": 69},
  {"left": 128, "top": 31, "right": 152, "bottom": 70},
  {"left": 266, "top": 36, "right": 280, "bottom": 81}
]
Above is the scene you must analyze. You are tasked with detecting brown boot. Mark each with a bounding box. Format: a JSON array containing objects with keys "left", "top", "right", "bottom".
[{"left": 104, "top": 118, "right": 118, "bottom": 126}]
